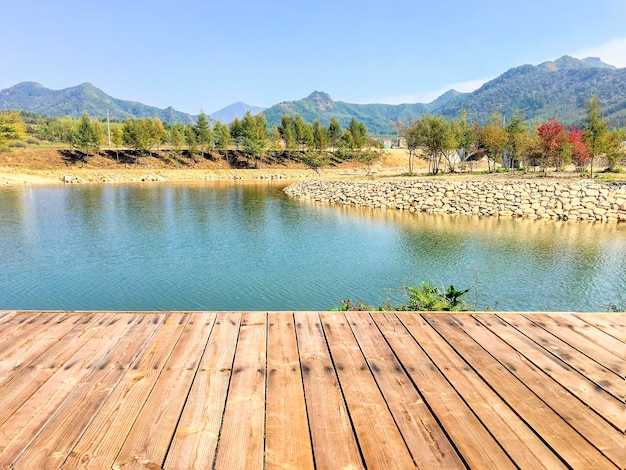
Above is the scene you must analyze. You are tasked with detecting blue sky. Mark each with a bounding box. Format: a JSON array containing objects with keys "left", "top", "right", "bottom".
[{"left": 2, "top": 0, "right": 626, "bottom": 114}]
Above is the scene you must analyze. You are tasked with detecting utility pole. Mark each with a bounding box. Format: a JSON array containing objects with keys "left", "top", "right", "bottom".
[{"left": 107, "top": 110, "right": 111, "bottom": 146}]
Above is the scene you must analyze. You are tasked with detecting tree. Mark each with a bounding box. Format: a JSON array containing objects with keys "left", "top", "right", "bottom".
[
  {"left": 185, "top": 124, "right": 198, "bottom": 158},
  {"left": 453, "top": 109, "right": 476, "bottom": 172},
  {"left": 75, "top": 112, "right": 100, "bottom": 158},
  {"left": 356, "top": 149, "right": 381, "bottom": 175},
  {"left": 537, "top": 117, "right": 568, "bottom": 173},
  {"left": 582, "top": 95, "right": 609, "bottom": 177},
  {"left": 481, "top": 113, "right": 508, "bottom": 172},
  {"left": 294, "top": 114, "right": 313, "bottom": 150},
  {"left": 230, "top": 117, "right": 243, "bottom": 149},
  {"left": 213, "top": 120, "right": 232, "bottom": 161},
  {"left": 300, "top": 150, "right": 330, "bottom": 175},
  {"left": 348, "top": 117, "right": 367, "bottom": 150},
  {"left": 312, "top": 119, "right": 330, "bottom": 152},
  {"left": 279, "top": 114, "right": 296, "bottom": 153},
  {"left": 153, "top": 118, "right": 166, "bottom": 151},
  {"left": 195, "top": 112, "right": 212, "bottom": 158},
  {"left": 568, "top": 126, "right": 590, "bottom": 171},
  {"left": 414, "top": 114, "right": 455, "bottom": 174},
  {"left": 241, "top": 110, "right": 265, "bottom": 166},
  {"left": 123, "top": 119, "right": 150, "bottom": 154},
  {"left": 396, "top": 118, "right": 419, "bottom": 174},
  {"left": 505, "top": 112, "right": 528, "bottom": 170},
  {"left": 169, "top": 123, "right": 185, "bottom": 156},
  {"left": 111, "top": 124, "right": 123, "bottom": 161},
  {"left": 0, "top": 111, "right": 26, "bottom": 145},
  {"left": 329, "top": 117, "right": 341, "bottom": 151},
  {"left": 605, "top": 128, "right": 626, "bottom": 171}
]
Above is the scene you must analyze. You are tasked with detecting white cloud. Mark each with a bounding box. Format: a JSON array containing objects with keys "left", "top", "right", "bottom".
[{"left": 573, "top": 37, "right": 626, "bottom": 68}]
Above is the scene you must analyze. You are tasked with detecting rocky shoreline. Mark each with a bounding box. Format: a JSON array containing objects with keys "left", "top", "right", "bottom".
[{"left": 284, "top": 179, "right": 626, "bottom": 222}]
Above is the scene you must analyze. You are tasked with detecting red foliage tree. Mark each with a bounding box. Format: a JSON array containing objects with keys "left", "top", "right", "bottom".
[
  {"left": 537, "top": 117, "right": 568, "bottom": 172},
  {"left": 568, "top": 126, "right": 590, "bottom": 170}
]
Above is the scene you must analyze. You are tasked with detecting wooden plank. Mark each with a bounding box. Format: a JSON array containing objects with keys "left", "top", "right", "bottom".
[
  {"left": 451, "top": 314, "right": 624, "bottom": 468},
  {"left": 0, "top": 312, "right": 108, "bottom": 427},
  {"left": 264, "top": 312, "right": 314, "bottom": 470},
  {"left": 63, "top": 313, "right": 189, "bottom": 469},
  {"left": 294, "top": 311, "right": 364, "bottom": 470},
  {"left": 213, "top": 312, "right": 267, "bottom": 470},
  {"left": 12, "top": 314, "right": 161, "bottom": 469},
  {"left": 164, "top": 312, "right": 241, "bottom": 470},
  {"left": 0, "top": 312, "right": 77, "bottom": 382},
  {"left": 575, "top": 313, "right": 625, "bottom": 342},
  {"left": 0, "top": 313, "right": 135, "bottom": 467},
  {"left": 546, "top": 313, "right": 625, "bottom": 358},
  {"left": 113, "top": 312, "right": 215, "bottom": 470},
  {"left": 484, "top": 314, "right": 623, "bottom": 430},
  {"left": 526, "top": 313, "right": 624, "bottom": 377},
  {"left": 0, "top": 312, "right": 68, "bottom": 357},
  {"left": 0, "top": 310, "right": 17, "bottom": 324},
  {"left": 399, "top": 313, "right": 568, "bottom": 469},
  {"left": 375, "top": 312, "right": 516, "bottom": 469},
  {"left": 501, "top": 314, "right": 623, "bottom": 399},
  {"left": 319, "top": 312, "right": 417, "bottom": 469},
  {"left": 346, "top": 312, "right": 465, "bottom": 469}
]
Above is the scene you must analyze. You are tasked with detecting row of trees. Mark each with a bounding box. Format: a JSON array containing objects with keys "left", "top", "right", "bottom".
[
  {"left": 397, "top": 96, "right": 626, "bottom": 176},
  {"left": 9, "top": 110, "right": 378, "bottom": 172}
]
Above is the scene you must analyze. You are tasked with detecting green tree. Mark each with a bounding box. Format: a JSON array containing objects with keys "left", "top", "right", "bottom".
[
  {"left": 185, "top": 124, "right": 198, "bottom": 158},
  {"left": 153, "top": 118, "right": 166, "bottom": 151},
  {"left": 111, "top": 124, "right": 123, "bottom": 161},
  {"left": 75, "top": 112, "right": 100, "bottom": 157},
  {"left": 195, "top": 112, "right": 212, "bottom": 158},
  {"left": 213, "top": 120, "right": 232, "bottom": 162},
  {"left": 312, "top": 119, "right": 330, "bottom": 152},
  {"left": 348, "top": 117, "right": 368, "bottom": 150},
  {"left": 582, "top": 95, "right": 609, "bottom": 177},
  {"left": 329, "top": 117, "right": 341, "bottom": 151},
  {"left": 279, "top": 114, "right": 296, "bottom": 153},
  {"left": 230, "top": 117, "right": 243, "bottom": 149},
  {"left": 605, "top": 128, "right": 626, "bottom": 171},
  {"left": 415, "top": 114, "right": 455, "bottom": 174},
  {"left": 241, "top": 110, "right": 265, "bottom": 166},
  {"left": 294, "top": 114, "right": 313, "bottom": 150},
  {"left": 506, "top": 112, "right": 528, "bottom": 170},
  {"left": 169, "top": 123, "right": 185, "bottom": 156},
  {"left": 0, "top": 111, "right": 26, "bottom": 145},
  {"left": 300, "top": 150, "right": 330, "bottom": 175},
  {"left": 453, "top": 109, "right": 476, "bottom": 171}
]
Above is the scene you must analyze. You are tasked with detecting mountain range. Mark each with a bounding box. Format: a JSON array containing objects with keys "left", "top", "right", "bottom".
[
  {"left": 263, "top": 56, "right": 626, "bottom": 134},
  {"left": 0, "top": 82, "right": 265, "bottom": 125},
  {"left": 1, "top": 55, "right": 625, "bottom": 135}
]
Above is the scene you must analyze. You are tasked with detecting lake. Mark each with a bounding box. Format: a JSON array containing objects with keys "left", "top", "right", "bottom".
[{"left": 1, "top": 181, "right": 625, "bottom": 311}]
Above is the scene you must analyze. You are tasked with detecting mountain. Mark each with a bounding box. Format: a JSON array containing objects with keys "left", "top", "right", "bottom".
[
  {"left": 0, "top": 82, "right": 196, "bottom": 123},
  {"left": 436, "top": 55, "right": 626, "bottom": 125},
  {"left": 264, "top": 56, "right": 626, "bottom": 134},
  {"left": 209, "top": 102, "right": 266, "bottom": 123},
  {"left": 263, "top": 91, "right": 436, "bottom": 135}
]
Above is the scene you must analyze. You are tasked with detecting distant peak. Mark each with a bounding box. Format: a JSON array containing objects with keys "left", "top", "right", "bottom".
[
  {"left": 305, "top": 91, "right": 335, "bottom": 111},
  {"left": 582, "top": 57, "right": 616, "bottom": 69},
  {"left": 306, "top": 91, "right": 333, "bottom": 102}
]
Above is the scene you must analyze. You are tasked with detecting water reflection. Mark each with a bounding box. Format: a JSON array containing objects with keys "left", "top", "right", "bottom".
[{"left": 0, "top": 183, "right": 624, "bottom": 312}]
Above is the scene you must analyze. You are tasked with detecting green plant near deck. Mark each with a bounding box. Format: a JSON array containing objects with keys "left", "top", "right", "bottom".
[{"left": 334, "top": 281, "right": 471, "bottom": 311}]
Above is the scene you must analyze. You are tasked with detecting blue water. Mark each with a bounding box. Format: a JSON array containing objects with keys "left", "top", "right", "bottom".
[{"left": 1, "top": 182, "right": 625, "bottom": 311}]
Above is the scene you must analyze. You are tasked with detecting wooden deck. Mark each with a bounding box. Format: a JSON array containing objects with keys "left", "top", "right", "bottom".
[{"left": 0, "top": 310, "right": 623, "bottom": 469}]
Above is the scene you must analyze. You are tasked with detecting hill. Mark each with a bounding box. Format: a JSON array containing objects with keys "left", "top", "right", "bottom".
[
  {"left": 209, "top": 102, "right": 266, "bottom": 123},
  {"left": 264, "top": 56, "right": 626, "bottom": 135},
  {"left": 0, "top": 82, "right": 196, "bottom": 124}
]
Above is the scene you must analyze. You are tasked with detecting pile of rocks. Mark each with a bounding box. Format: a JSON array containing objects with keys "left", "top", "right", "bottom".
[{"left": 284, "top": 179, "right": 626, "bottom": 222}]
